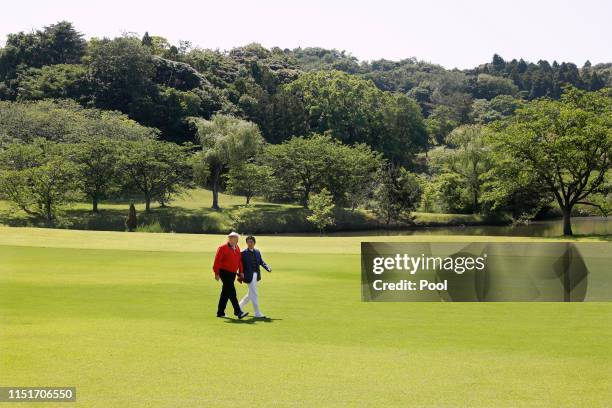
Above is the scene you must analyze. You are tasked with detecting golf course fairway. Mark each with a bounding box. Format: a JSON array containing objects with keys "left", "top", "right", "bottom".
[{"left": 1, "top": 227, "right": 610, "bottom": 407}]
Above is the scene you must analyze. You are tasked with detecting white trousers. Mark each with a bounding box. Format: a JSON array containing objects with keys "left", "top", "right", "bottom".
[{"left": 239, "top": 272, "right": 263, "bottom": 317}]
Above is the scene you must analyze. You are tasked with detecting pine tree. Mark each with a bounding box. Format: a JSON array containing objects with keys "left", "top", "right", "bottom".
[
  {"left": 141, "top": 32, "right": 152, "bottom": 48},
  {"left": 125, "top": 203, "right": 138, "bottom": 232},
  {"left": 491, "top": 54, "right": 506, "bottom": 73}
]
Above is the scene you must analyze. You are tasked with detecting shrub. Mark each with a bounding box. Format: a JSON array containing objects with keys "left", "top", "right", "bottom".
[
  {"left": 306, "top": 188, "right": 335, "bottom": 233},
  {"left": 135, "top": 221, "right": 165, "bottom": 233},
  {"left": 125, "top": 203, "right": 138, "bottom": 231}
]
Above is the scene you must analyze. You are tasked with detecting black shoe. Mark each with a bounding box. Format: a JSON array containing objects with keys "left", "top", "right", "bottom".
[
  {"left": 217, "top": 313, "right": 225, "bottom": 318},
  {"left": 237, "top": 311, "right": 249, "bottom": 319}
]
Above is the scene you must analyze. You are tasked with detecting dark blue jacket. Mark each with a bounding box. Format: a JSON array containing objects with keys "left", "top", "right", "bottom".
[{"left": 241, "top": 248, "right": 270, "bottom": 283}]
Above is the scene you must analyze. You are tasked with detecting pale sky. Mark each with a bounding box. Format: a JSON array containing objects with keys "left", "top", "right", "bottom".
[{"left": 0, "top": 0, "right": 610, "bottom": 69}]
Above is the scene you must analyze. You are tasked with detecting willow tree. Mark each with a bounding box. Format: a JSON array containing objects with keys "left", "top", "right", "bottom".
[
  {"left": 489, "top": 87, "right": 611, "bottom": 235},
  {"left": 430, "top": 124, "right": 492, "bottom": 213},
  {"left": 190, "top": 114, "right": 264, "bottom": 209}
]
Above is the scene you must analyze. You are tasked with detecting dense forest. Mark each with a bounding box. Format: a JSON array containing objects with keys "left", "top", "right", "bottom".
[
  {"left": 0, "top": 21, "right": 610, "bottom": 235},
  {"left": 1, "top": 21, "right": 610, "bottom": 145}
]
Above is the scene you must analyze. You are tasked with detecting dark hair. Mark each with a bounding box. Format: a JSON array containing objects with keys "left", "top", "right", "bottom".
[{"left": 246, "top": 235, "right": 256, "bottom": 243}]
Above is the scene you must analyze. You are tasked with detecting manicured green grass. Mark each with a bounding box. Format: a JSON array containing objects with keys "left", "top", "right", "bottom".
[{"left": 1, "top": 227, "right": 610, "bottom": 407}]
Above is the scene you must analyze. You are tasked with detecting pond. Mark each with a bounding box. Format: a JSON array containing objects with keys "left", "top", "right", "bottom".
[{"left": 327, "top": 216, "right": 612, "bottom": 237}]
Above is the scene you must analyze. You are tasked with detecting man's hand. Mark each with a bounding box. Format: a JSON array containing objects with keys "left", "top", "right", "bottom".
[{"left": 214, "top": 274, "right": 220, "bottom": 281}]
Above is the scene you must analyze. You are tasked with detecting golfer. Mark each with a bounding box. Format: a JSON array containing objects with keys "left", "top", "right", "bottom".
[
  {"left": 238, "top": 235, "right": 272, "bottom": 318},
  {"left": 213, "top": 232, "right": 249, "bottom": 319}
]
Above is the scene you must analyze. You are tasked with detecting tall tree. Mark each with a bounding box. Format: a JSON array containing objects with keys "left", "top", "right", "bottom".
[
  {"left": 425, "top": 105, "right": 458, "bottom": 150},
  {"left": 371, "top": 165, "right": 423, "bottom": 225},
  {"left": 0, "top": 21, "right": 85, "bottom": 86},
  {"left": 87, "top": 36, "right": 155, "bottom": 116},
  {"left": 118, "top": 139, "right": 192, "bottom": 212},
  {"left": 430, "top": 125, "right": 492, "bottom": 213},
  {"left": 72, "top": 137, "right": 120, "bottom": 212},
  {"left": 264, "top": 134, "right": 334, "bottom": 207},
  {"left": 190, "top": 114, "right": 264, "bottom": 209},
  {"left": 488, "top": 87, "right": 612, "bottom": 235},
  {"left": 225, "top": 162, "right": 273, "bottom": 205},
  {"left": 0, "top": 139, "right": 81, "bottom": 223},
  {"left": 264, "top": 133, "right": 382, "bottom": 207},
  {"left": 380, "top": 93, "right": 428, "bottom": 163},
  {"left": 43, "top": 21, "right": 87, "bottom": 65},
  {"left": 284, "top": 70, "right": 426, "bottom": 164}
]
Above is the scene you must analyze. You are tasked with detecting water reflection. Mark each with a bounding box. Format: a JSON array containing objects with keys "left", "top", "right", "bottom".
[{"left": 328, "top": 216, "right": 612, "bottom": 237}]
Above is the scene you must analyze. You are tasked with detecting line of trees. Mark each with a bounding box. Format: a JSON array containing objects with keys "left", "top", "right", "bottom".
[
  {"left": 0, "top": 88, "right": 609, "bottom": 234},
  {"left": 0, "top": 99, "right": 193, "bottom": 221},
  {"left": 190, "top": 115, "right": 423, "bottom": 224},
  {"left": 0, "top": 100, "right": 425, "bottom": 227},
  {"left": 423, "top": 87, "right": 611, "bottom": 234},
  {"left": 0, "top": 137, "right": 192, "bottom": 222}
]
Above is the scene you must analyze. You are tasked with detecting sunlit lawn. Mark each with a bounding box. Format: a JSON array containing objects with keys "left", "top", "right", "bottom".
[
  {"left": 1, "top": 227, "right": 610, "bottom": 407},
  {"left": 0, "top": 188, "right": 494, "bottom": 235}
]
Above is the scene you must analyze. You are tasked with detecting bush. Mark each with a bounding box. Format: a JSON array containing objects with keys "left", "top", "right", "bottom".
[
  {"left": 229, "top": 206, "right": 266, "bottom": 233},
  {"left": 306, "top": 188, "right": 335, "bottom": 233},
  {"left": 135, "top": 221, "right": 165, "bottom": 233},
  {"left": 421, "top": 173, "right": 469, "bottom": 213}
]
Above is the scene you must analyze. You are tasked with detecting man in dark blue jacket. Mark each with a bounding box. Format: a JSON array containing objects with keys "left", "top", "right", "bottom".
[{"left": 238, "top": 235, "right": 272, "bottom": 318}]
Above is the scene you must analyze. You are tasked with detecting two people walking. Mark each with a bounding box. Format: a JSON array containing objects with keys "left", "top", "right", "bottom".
[{"left": 212, "top": 232, "right": 272, "bottom": 319}]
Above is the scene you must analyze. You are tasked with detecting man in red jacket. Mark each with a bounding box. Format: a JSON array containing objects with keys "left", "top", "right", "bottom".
[{"left": 213, "top": 232, "right": 249, "bottom": 319}]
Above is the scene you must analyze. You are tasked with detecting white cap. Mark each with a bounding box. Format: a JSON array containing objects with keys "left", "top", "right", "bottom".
[{"left": 227, "top": 231, "right": 240, "bottom": 238}]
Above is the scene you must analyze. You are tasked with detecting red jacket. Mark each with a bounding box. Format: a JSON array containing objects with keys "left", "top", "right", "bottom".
[{"left": 213, "top": 243, "right": 243, "bottom": 276}]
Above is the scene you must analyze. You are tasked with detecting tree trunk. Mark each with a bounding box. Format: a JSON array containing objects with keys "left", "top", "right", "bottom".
[
  {"left": 45, "top": 198, "right": 53, "bottom": 225},
  {"left": 92, "top": 196, "right": 99, "bottom": 213},
  {"left": 302, "top": 186, "right": 310, "bottom": 208},
  {"left": 562, "top": 207, "right": 573, "bottom": 236},
  {"left": 246, "top": 196, "right": 251, "bottom": 205},
  {"left": 145, "top": 195, "right": 151, "bottom": 212},
  {"left": 212, "top": 167, "right": 220, "bottom": 210}
]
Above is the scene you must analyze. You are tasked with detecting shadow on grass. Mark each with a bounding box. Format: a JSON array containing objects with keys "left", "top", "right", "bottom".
[
  {"left": 0, "top": 204, "right": 229, "bottom": 233},
  {"left": 223, "top": 316, "right": 283, "bottom": 324},
  {"left": 7, "top": 195, "right": 606, "bottom": 237}
]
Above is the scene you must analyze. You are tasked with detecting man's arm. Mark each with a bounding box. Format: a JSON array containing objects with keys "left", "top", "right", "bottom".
[
  {"left": 212, "top": 246, "right": 223, "bottom": 279},
  {"left": 259, "top": 251, "right": 272, "bottom": 272}
]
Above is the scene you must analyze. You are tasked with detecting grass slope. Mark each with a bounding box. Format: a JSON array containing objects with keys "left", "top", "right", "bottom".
[
  {"left": 1, "top": 228, "right": 610, "bottom": 407},
  {"left": 0, "top": 188, "right": 495, "bottom": 234}
]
